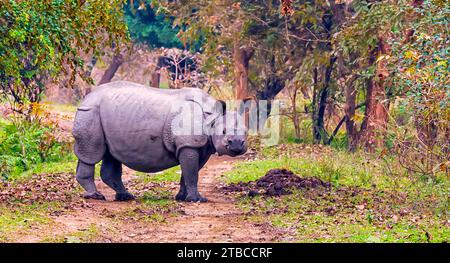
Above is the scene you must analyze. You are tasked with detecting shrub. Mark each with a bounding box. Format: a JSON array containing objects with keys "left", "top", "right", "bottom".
[{"left": 0, "top": 119, "right": 72, "bottom": 180}]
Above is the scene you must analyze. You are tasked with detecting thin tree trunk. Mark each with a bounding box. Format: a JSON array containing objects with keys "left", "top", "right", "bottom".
[
  {"left": 150, "top": 71, "right": 160, "bottom": 88},
  {"left": 327, "top": 115, "right": 346, "bottom": 145},
  {"left": 314, "top": 85, "right": 329, "bottom": 143},
  {"left": 98, "top": 53, "right": 124, "bottom": 86},
  {"left": 291, "top": 87, "right": 301, "bottom": 139},
  {"left": 311, "top": 67, "right": 318, "bottom": 141},
  {"left": 84, "top": 56, "right": 98, "bottom": 79},
  {"left": 233, "top": 45, "right": 254, "bottom": 100},
  {"left": 344, "top": 75, "right": 358, "bottom": 151},
  {"left": 313, "top": 56, "right": 336, "bottom": 144},
  {"left": 82, "top": 56, "right": 98, "bottom": 96},
  {"left": 312, "top": 5, "right": 337, "bottom": 144}
]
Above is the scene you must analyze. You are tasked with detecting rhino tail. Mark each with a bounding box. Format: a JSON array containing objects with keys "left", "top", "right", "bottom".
[{"left": 72, "top": 106, "right": 106, "bottom": 165}]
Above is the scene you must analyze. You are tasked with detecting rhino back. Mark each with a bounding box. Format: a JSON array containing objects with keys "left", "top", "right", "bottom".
[{"left": 99, "top": 83, "right": 180, "bottom": 172}]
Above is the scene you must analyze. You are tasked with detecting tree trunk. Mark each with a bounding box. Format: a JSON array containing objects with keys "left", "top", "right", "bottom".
[
  {"left": 313, "top": 85, "right": 329, "bottom": 143},
  {"left": 311, "top": 67, "right": 318, "bottom": 141},
  {"left": 311, "top": 5, "right": 338, "bottom": 144},
  {"left": 98, "top": 52, "right": 124, "bottom": 86},
  {"left": 291, "top": 87, "right": 301, "bottom": 140},
  {"left": 81, "top": 56, "right": 98, "bottom": 96},
  {"left": 233, "top": 45, "right": 254, "bottom": 100},
  {"left": 312, "top": 56, "right": 336, "bottom": 144},
  {"left": 256, "top": 74, "right": 285, "bottom": 109},
  {"left": 150, "top": 71, "right": 160, "bottom": 88},
  {"left": 84, "top": 56, "right": 98, "bottom": 79},
  {"left": 344, "top": 76, "right": 358, "bottom": 151},
  {"left": 362, "top": 39, "right": 389, "bottom": 151}
]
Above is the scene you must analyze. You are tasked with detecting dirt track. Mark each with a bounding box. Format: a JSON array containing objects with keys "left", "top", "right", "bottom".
[
  {"left": 131, "top": 156, "right": 276, "bottom": 242},
  {"left": 12, "top": 155, "right": 276, "bottom": 243}
]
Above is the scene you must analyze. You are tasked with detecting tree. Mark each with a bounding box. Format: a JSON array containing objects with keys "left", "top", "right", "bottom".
[
  {"left": 335, "top": 0, "right": 404, "bottom": 151},
  {"left": 388, "top": 0, "right": 449, "bottom": 176},
  {"left": 158, "top": 0, "right": 447, "bottom": 161},
  {"left": 97, "top": 52, "right": 125, "bottom": 86},
  {"left": 124, "top": 1, "right": 183, "bottom": 49},
  {"left": 160, "top": 1, "right": 287, "bottom": 101},
  {"left": 0, "top": 0, "right": 129, "bottom": 114}
]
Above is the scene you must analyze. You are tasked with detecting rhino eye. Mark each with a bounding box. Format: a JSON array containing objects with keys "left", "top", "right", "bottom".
[{"left": 222, "top": 128, "right": 226, "bottom": 135}]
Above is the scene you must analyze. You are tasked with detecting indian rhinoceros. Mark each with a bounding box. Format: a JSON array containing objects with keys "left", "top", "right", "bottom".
[{"left": 72, "top": 81, "right": 249, "bottom": 202}]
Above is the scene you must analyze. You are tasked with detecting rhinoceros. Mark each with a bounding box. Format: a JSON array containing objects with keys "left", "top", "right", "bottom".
[{"left": 72, "top": 81, "right": 249, "bottom": 202}]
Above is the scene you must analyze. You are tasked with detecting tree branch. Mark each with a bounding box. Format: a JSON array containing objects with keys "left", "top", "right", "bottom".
[{"left": 326, "top": 102, "right": 365, "bottom": 145}]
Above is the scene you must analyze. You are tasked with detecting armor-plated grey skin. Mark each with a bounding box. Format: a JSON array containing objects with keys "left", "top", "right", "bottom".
[{"left": 72, "top": 81, "right": 248, "bottom": 202}]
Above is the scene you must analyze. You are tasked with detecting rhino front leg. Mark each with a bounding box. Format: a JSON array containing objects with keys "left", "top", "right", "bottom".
[
  {"left": 178, "top": 147, "right": 207, "bottom": 202},
  {"left": 100, "top": 151, "right": 135, "bottom": 201},
  {"left": 76, "top": 160, "right": 106, "bottom": 200},
  {"left": 175, "top": 176, "right": 187, "bottom": 201},
  {"left": 176, "top": 155, "right": 210, "bottom": 201}
]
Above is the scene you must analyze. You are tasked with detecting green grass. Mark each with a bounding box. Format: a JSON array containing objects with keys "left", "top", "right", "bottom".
[
  {"left": 136, "top": 166, "right": 181, "bottom": 183},
  {"left": 9, "top": 155, "right": 108, "bottom": 184},
  {"left": 11, "top": 158, "right": 77, "bottom": 182},
  {"left": 223, "top": 155, "right": 379, "bottom": 189},
  {"left": 159, "top": 81, "right": 170, "bottom": 89},
  {"left": 0, "top": 202, "right": 61, "bottom": 242},
  {"left": 223, "top": 150, "right": 448, "bottom": 193},
  {"left": 238, "top": 190, "right": 449, "bottom": 243},
  {"left": 60, "top": 224, "right": 101, "bottom": 243},
  {"left": 40, "top": 224, "right": 101, "bottom": 243},
  {"left": 140, "top": 188, "right": 175, "bottom": 207},
  {"left": 224, "top": 145, "right": 449, "bottom": 243}
]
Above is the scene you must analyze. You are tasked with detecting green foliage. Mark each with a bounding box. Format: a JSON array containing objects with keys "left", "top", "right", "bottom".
[
  {"left": 391, "top": 1, "right": 449, "bottom": 125},
  {"left": 161, "top": 0, "right": 341, "bottom": 92},
  {"left": 338, "top": 0, "right": 450, "bottom": 175},
  {"left": 0, "top": 119, "right": 72, "bottom": 180},
  {"left": 0, "top": 0, "right": 129, "bottom": 106},
  {"left": 124, "top": 1, "right": 183, "bottom": 48}
]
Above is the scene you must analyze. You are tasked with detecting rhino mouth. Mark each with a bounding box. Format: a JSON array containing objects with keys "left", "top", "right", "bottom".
[
  {"left": 229, "top": 148, "right": 245, "bottom": 156},
  {"left": 224, "top": 143, "right": 245, "bottom": 156}
]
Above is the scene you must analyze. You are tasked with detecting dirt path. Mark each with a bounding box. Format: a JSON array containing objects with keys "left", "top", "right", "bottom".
[
  {"left": 12, "top": 155, "right": 276, "bottom": 243},
  {"left": 136, "top": 155, "right": 275, "bottom": 242}
]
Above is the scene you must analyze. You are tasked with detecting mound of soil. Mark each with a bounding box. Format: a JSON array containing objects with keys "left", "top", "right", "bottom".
[{"left": 222, "top": 169, "right": 331, "bottom": 197}]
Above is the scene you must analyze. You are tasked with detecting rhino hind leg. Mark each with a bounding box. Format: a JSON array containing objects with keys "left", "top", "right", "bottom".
[
  {"left": 76, "top": 161, "right": 106, "bottom": 200},
  {"left": 73, "top": 107, "right": 106, "bottom": 165},
  {"left": 100, "top": 151, "right": 135, "bottom": 201}
]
